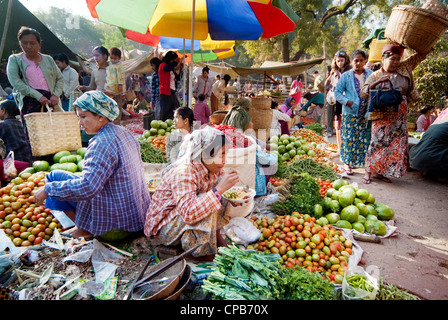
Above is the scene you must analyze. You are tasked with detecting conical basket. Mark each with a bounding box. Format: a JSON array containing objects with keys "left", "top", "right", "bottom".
[{"left": 385, "top": 4, "right": 448, "bottom": 54}]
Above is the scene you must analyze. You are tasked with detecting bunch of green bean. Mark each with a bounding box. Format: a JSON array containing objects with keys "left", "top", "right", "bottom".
[
  {"left": 284, "top": 158, "right": 340, "bottom": 181},
  {"left": 376, "top": 278, "right": 421, "bottom": 300},
  {"left": 139, "top": 140, "right": 166, "bottom": 163},
  {"left": 346, "top": 274, "right": 376, "bottom": 292}
]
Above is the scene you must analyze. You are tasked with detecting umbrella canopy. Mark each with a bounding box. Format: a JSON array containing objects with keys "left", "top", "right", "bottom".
[
  {"left": 86, "top": 0, "right": 299, "bottom": 108},
  {"left": 86, "top": 0, "right": 299, "bottom": 41},
  {"left": 124, "top": 29, "right": 234, "bottom": 52}
]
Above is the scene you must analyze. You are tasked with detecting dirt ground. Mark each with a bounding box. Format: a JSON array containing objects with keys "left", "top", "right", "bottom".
[{"left": 326, "top": 136, "right": 448, "bottom": 300}]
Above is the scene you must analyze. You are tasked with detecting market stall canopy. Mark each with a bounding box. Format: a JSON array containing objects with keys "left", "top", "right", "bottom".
[
  {"left": 225, "top": 58, "right": 325, "bottom": 77},
  {"left": 0, "top": 0, "right": 77, "bottom": 60},
  {"left": 195, "top": 62, "right": 240, "bottom": 78},
  {"left": 77, "top": 50, "right": 156, "bottom": 75}
]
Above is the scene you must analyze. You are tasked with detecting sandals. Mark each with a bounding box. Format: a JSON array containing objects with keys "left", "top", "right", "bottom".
[
  {"left": 362, "top": 177, "right": 371, "bottom": 184},
  {"left": 344, "top": 164, "right": 353, "bottom": 175}
]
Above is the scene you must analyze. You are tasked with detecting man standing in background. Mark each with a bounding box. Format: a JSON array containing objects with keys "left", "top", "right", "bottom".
[{"left": 53, "top": 53, "right": 79, "bottom": 111}]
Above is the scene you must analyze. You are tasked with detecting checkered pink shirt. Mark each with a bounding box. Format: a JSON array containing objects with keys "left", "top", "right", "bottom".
[{"left": 144, "top": 162, "right": 222, "bottom": 237}]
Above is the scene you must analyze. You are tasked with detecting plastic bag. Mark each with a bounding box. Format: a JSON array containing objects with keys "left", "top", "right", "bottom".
[
  {"left": 3, "top": 151, "right": 17, "bottom": 178},
  {"left": 342, "top": 265, "right": 380, "bottom": 300},
  {"left": 221, "top": 217, "right": 261, "bottom": 247}
]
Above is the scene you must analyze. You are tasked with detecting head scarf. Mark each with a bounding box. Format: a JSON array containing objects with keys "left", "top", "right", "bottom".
[
  {"left": 382, "top": 44, "right": 404, "bottom": 57},
  {"left": 74, "top": 90, "right": 119, "bottom": 121},
  {"left": 162, "top": 126, "right": 226, "bottom": 176},
  {"left": 222, "top": 106, "right": 251, "bottom": 132},
  {"left": 282, "top": 96, "right": 295, "bottom": 110},
  {"left": 233, "top": 97, "right": 251, "bottom": 111}
]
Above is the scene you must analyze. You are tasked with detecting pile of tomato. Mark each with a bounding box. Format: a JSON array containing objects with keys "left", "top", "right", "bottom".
[
  {"left": 316, "top": 178, "right": 333, "bottom": 198},
  {"left": 149, "top": 135, "right": 167, "bottom": 153},
  {"left": 0, "top": 172, "right": 62, "bottom": 247},
  {"left": 269, "top": 177, "right": 285, "bottom": 187},
  {"left": 247, "top": 212, "right": 353, "bottom": 284},
  {"left": 292, "top": 128, "right": 327, "bottom": 145}
]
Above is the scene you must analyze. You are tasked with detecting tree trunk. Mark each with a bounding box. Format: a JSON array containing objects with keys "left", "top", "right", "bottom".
[
  {"left": 291, "top": 49, "right": 305, "bottom": 62},
  {"left": 282, "top": 37, "right": 290, "bottom": 62}
]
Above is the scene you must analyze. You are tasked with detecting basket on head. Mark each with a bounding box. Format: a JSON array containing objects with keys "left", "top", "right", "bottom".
[
  {"left": 368, "top": 30, "right": 393, "bottom": 63},
  {"left": 248, "top": 108, "right": 273, "bottom": 142},
  {"left": 250, "top": 96, "right": 271, "bottom": 110},
  {"left": 385, "top": 4, "right": 448, "bottom": 54},
  {"left": 422, "top": 0, "right": 448, "bottom": 18}
]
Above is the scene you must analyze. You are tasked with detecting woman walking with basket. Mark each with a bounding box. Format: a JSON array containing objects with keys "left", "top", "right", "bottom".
[{"left": 360, "top": 44, "right": 429, "bottom": 184}]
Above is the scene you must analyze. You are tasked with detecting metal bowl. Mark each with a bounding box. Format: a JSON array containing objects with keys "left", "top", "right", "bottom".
[
  {"left": 164, "top": 264, "right": 192, "bottom": 300},
  {"left": 131, "top": 258, "right": 186, "bottom": 300}
]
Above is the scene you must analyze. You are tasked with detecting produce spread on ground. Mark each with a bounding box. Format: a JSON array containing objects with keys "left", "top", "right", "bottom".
[{"left": 0, "top": 122, "right": 423, "bottom": 301}]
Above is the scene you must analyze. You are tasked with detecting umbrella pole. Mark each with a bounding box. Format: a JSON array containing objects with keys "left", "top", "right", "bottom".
[
  {"left": 188, "top": 0, "right": 196, "bottom": 109},
  {"left": 183, "top": 38, "right": 186, "bottom": 107}
]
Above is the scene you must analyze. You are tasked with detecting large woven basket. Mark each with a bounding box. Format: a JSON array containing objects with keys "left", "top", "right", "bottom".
[
  {"left": 248, "top": 108, "right": 273, "bottom": 141},
  {"left": 422, "top": 0, "right": 448, "bottom": 18},
  {"left": 368, "top": 30, "right": 392, "bottom": 63},
  {"left": 250, "top": 96, "right": 272, "bottom": 110},
  {"left": 24, "top": 111, "right": 82, "bottom": 156},
  {"left": 385, "top": 4, "right": 448, "bottom": 54}
]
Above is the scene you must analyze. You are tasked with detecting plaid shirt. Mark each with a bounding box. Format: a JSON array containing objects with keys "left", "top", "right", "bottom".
[
  {"left": 144, "top": 162, "right": 222, "bottom": 237},
  {"left": 45, "top": 123, "right": 151, "bottom": 235},
  {"left": 150, "top": 72, "right": 160, "bottom": 104},
  {"left": 0, "top": 117, "right": 32, "bottom": 164}
]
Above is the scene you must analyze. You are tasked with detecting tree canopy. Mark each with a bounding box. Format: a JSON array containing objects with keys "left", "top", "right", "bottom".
[{"left": 33, "top": 7, "right": 150, "bottom": 58}]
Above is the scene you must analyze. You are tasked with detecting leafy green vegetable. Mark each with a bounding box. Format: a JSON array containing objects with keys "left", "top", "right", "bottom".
[
  {"left": 279, "top": 266, "right": 339, "bottom": 300},
  {"left": 305, "top": 123, "right": 323, "bottom": 136},
  {"left": 139, "top": 140, "right": 166, "bottom": 163},
  {"left": 270, "top": 173, "right": 323, "bottom": 215},
  {"left": 202, "top": 246, "right": 339, "bottom": 300},
  {"left": 202, "top": 246, "right": 287, "bottom": 300},
  {"left": 273, "top": 155, "right": 287, "bottom": 178}
]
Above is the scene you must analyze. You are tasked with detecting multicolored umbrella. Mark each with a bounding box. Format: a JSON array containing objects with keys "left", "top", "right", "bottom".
[
  {"left": 86, "top": 0, "right": 299, "bottom": 41},
  {"left": 86, "top": 0, "right": 299, "bottom": 107},
  {"left": 124, "top": 29, "right": 235, "bottom": 53}
]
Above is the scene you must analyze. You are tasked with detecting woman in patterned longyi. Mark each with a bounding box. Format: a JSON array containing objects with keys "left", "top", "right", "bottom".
[{"left": 360, "top": 44, "right": 429, "bottom": 184}]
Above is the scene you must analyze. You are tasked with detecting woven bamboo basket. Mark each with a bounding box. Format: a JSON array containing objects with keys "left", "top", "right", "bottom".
[
  {"left": 368, "top": 30, "right": 393, "bottom": 63},
  {"left": 24, "top": 111, "right": 82, "bottom": 156},
  {"left": 422, "top": 0, "right": 448, "bottom": 18},
  {"left": 385, "top": 4, "right": 448, "bottom": 54},
  {"left": 209, "top": 110, "right": 228, "bottom": 125},
  {"left": 250, "top": 96, "right": 272, "bottom": 110},
  {"left": 248, "top": 108, "right": 272, "bottom": 141}
]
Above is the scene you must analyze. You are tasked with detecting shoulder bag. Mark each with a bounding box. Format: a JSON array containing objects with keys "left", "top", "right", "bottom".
[{"left": 369, "top": 81, "right": 403, "bottom": 112}]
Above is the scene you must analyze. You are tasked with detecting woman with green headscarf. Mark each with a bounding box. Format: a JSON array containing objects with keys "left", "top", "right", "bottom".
[{"left": 34, "top": 91, "right": 151, "bottom": 240}]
